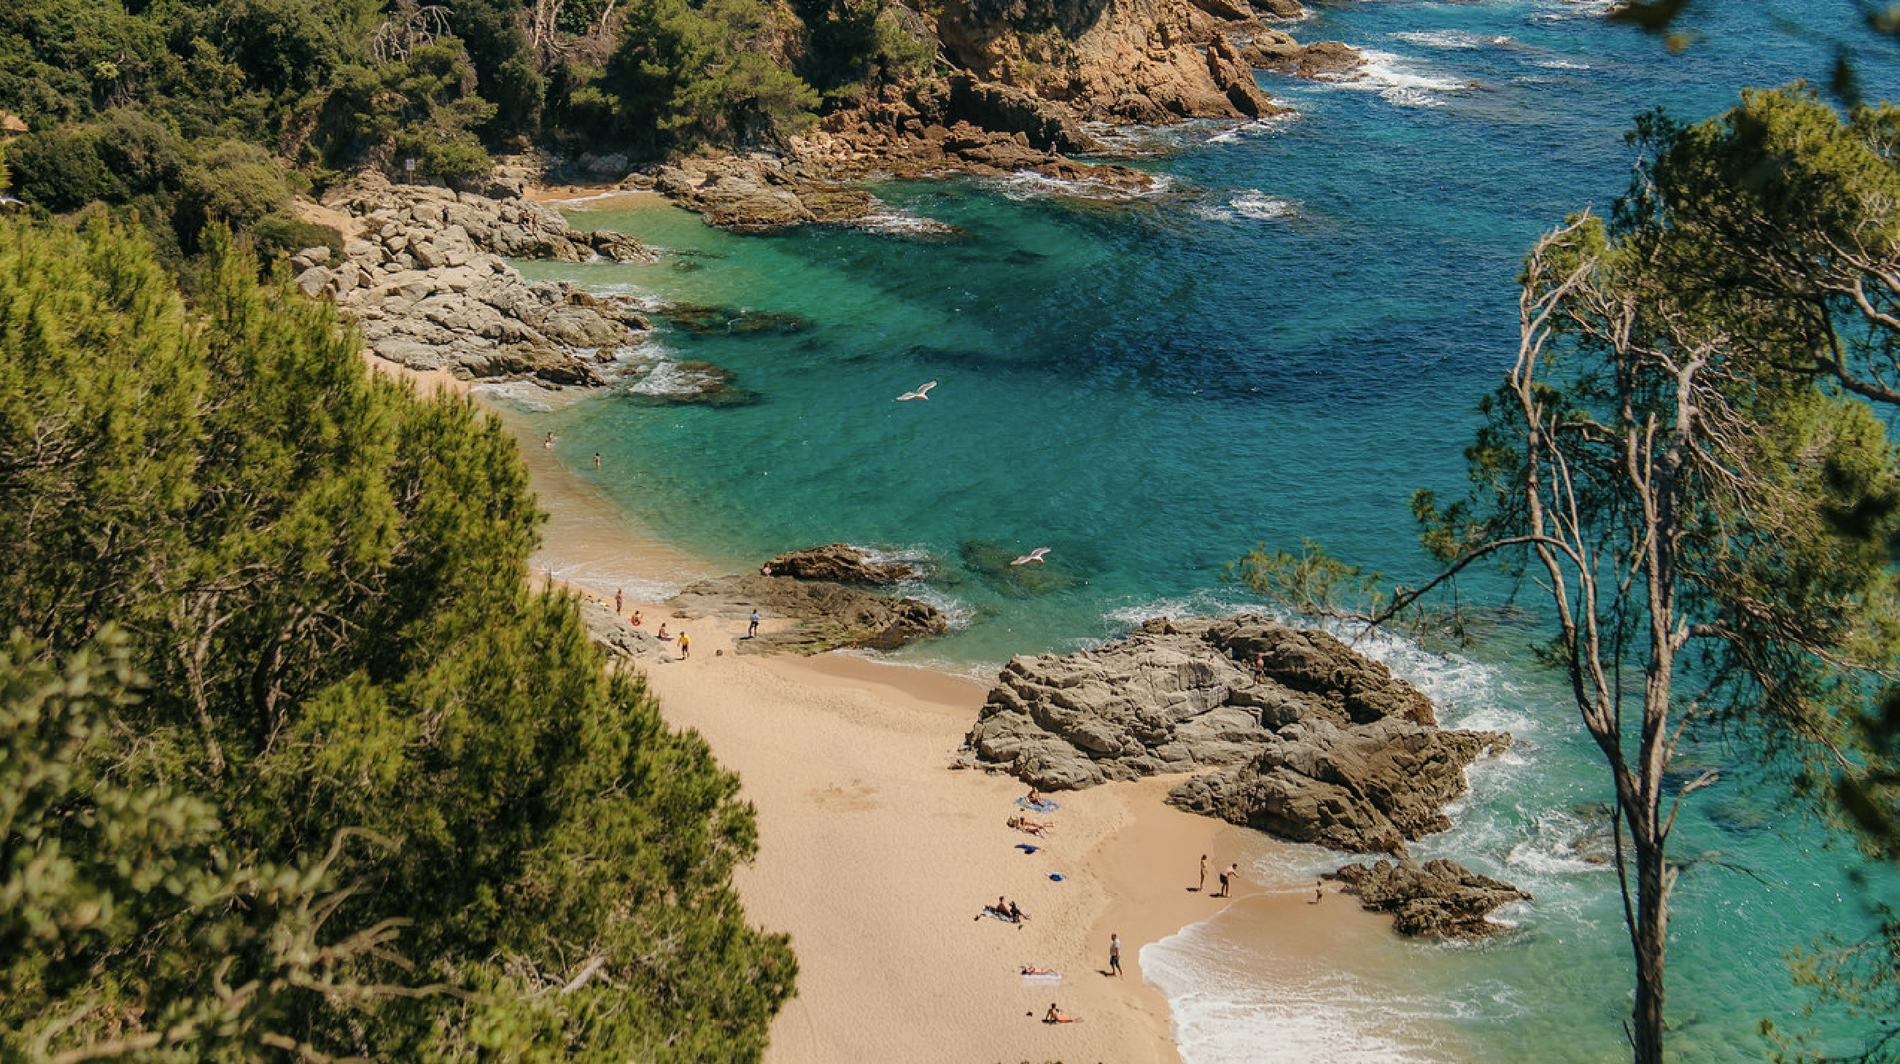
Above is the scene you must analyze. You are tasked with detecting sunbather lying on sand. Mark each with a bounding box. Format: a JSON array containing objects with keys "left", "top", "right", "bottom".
[
  {"left": 1007, "top": 815, "right": 1051, "bottom": 836},
  {"left": 1020, "top": 965, "right": 1056, "bottom": 976}
]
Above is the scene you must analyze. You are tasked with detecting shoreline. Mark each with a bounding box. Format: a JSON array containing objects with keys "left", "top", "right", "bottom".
[{"left": 456, "top": 370, "right": 1397, "bottom": 1064}]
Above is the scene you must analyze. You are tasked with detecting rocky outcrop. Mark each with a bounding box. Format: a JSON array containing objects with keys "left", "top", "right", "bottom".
[
  {"left": 666, "top": 574, "right": 949, "bottom": 654},
  {"left": 929, "top": 0, "right": 1288, "bottom": 125},
  {"left": 961, "top": 615, "right": 1509, "bottom": 857},
  {"left": 577, "top": 597, "right": 672, "bottom": 662},
  {"left": 653, "top": 154, "right": 886, "bottom": 232},
  {"left": 1327, "top": 859, "right": 1532, "bottom": 938},
  {"left": 1167, "top": 716, "right": 1509, "bottom": 856},
  {"left": 1239, "top": 31, "right": 1364, "bottom": 79},
  {"left": 762, "top": 544, "right": 926, "bottom": 585},
  {"left": 293, "top": 176, "right": 656, "bottom": 383}
]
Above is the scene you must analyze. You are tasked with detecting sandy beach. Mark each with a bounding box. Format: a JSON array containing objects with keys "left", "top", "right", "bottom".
[{"left": 462, "top": 390, "right": 1402, "bottom": 1064}]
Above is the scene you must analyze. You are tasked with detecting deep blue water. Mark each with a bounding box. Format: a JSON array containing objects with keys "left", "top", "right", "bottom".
[{"left": 502, "top": 1, "right": 1900, "bottom": 1060}]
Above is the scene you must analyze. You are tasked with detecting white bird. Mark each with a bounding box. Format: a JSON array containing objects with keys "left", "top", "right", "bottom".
[
  {"left": 1010, "top": 547, "right": 1051, "bottom": 566},
  {"left": 895, "top": 380, "right": 938, "bottom": 401}
]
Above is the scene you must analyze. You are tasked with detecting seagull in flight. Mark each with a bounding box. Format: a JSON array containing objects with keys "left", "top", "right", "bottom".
[
  {"left": 895, "top": 380, "right": 938, "bottom": 401},
  {"left": 1010, "top": 547, "right": 1051, "bottom": 566}
]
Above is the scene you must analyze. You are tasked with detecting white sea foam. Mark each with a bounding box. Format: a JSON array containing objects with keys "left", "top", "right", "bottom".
[
  {"left": 1207, "top": 113, "right": 1300, "bottom": 145},
  {"left": 1534, "top": 57, "right": 1591, "bottom": 70},
  {"left": 1505, "top": 808, "right": 1618, "bottom": 877},
  {"left": 1391, "top": 29, "right": 1513, "bottom": 51},
  {"left": 1145, "top": 918, "right": 1460, "bottom": 1064},
  {"left": 994, "top": 169, "right": 1170, "bottom": 202},
  {"left": 623, "top": 358, "right": 719, "bottom": 398},
  {"left": 1318, "top": 48, "right": 1472, "bottom": 108},
  {"left": 470, "top": 380, "right": 563, "bottom": 411},
  {"left": 852, "top": 204, "right": 956, "bottom": 236},
  {"left": 1192, "top": 189, "right": 1298, "bottom": 222}
]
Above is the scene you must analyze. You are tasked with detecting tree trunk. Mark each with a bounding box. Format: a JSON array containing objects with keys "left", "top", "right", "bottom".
[{"left": 1630, "top": 820, "right": 1668, "bottom": 1064}]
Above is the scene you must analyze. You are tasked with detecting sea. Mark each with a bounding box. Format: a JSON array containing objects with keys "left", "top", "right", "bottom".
[{"left": 491, "top": 1, "right": 1900, "bottom": 1060}]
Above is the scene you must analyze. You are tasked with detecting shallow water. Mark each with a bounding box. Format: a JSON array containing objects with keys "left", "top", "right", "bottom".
[{"left": 501, "top": 1, "right": 1900, "bottom": 1059}]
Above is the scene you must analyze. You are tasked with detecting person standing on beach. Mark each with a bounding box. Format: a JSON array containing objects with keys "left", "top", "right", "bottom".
[
  {"left": 748, "top": 609, "right": 760, "bottom": 638},
  {"left": 615, "top": 588, "right": 623, "bottom": 616},
  {"left": 1198, "top": 854, "right": 1208, "bottom": 892},
  {"left": 1314, "top": 880, "right": 1324, "bottom": 904},
  {"left": 1218, "top": 863, "right": 1238, "bottom": 898},
  {"left": 678, "top": 631, "right": 691, "bottom": 659},
  {"left": 1109, "top": 934, "right": 1122, "bottom": 978}
]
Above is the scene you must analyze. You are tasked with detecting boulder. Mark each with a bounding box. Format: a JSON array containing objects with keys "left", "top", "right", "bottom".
[
  {"left": 1327, "top": 858, "right": 1531, "bottom": 939},
  {"left": 312, "top": 175, "right": 657, "bottom": 385},
  {"left": 1166, "top": 716, "right": 1511, "bottom": 856},
  {"left": 762, "top": 544, "right": 926, "bottom": 585},
  {"left": 961, "top": 614, "right": 1511, "bottom": 856},
  {"left": 1241, "top": 33, "right": 1365, "bottom": 79}
]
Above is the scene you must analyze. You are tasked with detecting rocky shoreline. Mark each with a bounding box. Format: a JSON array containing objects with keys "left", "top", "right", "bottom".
[
  {"left": 959, "top": 614, "right": 1529, "bottom": 937},
  {"left": 568, "top": 544, "right": 1532, "bottom": 940}
]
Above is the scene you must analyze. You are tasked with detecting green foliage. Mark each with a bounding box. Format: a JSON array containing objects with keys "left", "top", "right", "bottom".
[
  {"left": 604, "top": 0, "right": 820, "bottom": 150},
  {"left": 449, "top": 0, "right": 546, "bottom": 139},
  {"left": 0, "top": 631, "right": 427, "bottom": 1064},
  {"left": 1224, "top": 539, "right": 1388, "bottom": 621},
  {"left": 314, "top": 44, "right": 496, "bottom": 180},
  {"left": 790, "top": 0, "right": 933, "bottom": 103},
  {"left": 0, "top": 216, "right": 795, "bottom": 1060}
]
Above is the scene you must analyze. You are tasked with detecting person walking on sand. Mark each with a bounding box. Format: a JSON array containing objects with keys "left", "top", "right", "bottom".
[
  {"left": 615, "top": 588, "right": 623, "bottom": 616},
  {"left": 1198, "top": 854, "right": 1208, "bottom": 892},
  {"left": 1218, "top": 863, "right": 1238, "bottom": 898},
  {"left": 1109, "top": 934, "right": 1122, "bottom": 978},
  {"left": 748, "top": 609, "right": 760, "bottom": 638},
  {"left": 678, "top": 631, "right": 691, "bottom": 659}
]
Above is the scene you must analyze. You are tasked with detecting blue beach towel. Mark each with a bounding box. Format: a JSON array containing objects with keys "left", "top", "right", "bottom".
[
  {"left": 1048, "top": 873, "right": 1065, "bottom": 882},
  {"left": 1015, "top": 844, "right": 1038, "bottom": 854},
  {"left": 1016, "top": 797, "right": 1059, "bottom": 812}
]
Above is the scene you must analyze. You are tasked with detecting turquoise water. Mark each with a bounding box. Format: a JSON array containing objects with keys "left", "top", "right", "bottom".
[{"left": 503, "top": 1, "right": 1900, "bottom": 1060}]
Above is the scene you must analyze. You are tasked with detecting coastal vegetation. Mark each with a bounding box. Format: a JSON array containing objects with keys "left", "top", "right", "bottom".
[
  {"left": 1237, "top": 85, "right": 1900, "bottom": 1063},
  {"left": 0, "top": 216, "right": 795, "bottom": 1061},
  {"left": 0, "top": 0, "right": 930, "bottom": 262}
]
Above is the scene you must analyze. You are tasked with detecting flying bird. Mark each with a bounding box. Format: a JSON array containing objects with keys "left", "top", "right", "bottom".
[
  {"left": 895, "top": 380, "right": 938, "bottom": 401},
  {"left": 1010, "top": 547, "right": 1051, "bottom": 566}
]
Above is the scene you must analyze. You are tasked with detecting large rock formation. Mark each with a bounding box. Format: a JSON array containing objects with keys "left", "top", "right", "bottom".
[
  {"left": 762, "top": 544, "right": 926, "bottom": 585},
  {"left": 960, "top": 614, "right": 1524, "bottom": 937},
  {"left": 1167, "top": 716, "right": 1509, "bottom": 856},
  {"left": 961, "top": 615, "right": 1510, "bottom": 858},
  {"left": 1327, "top": 859, "right": 1532, "bottom": 938},
  {"left": 666, "top": 574, "right": 949, "bottom": 654},
  {"left": 293, "top": 176, "right": 656, "bottom": 384},
  {"left": 930, "top": 0, "right": 1281, "bottom": 124}
]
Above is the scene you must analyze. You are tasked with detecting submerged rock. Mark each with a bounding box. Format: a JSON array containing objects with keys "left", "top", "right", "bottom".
[
  {"left": 959, "top": 539, "right": 1081, "bottom": 597},
  {"left": 622, "top": 360, "right": 758, "bottom": 407},
  {"left": 660, "top": 303, "right": 811, "bottom": 336}
]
